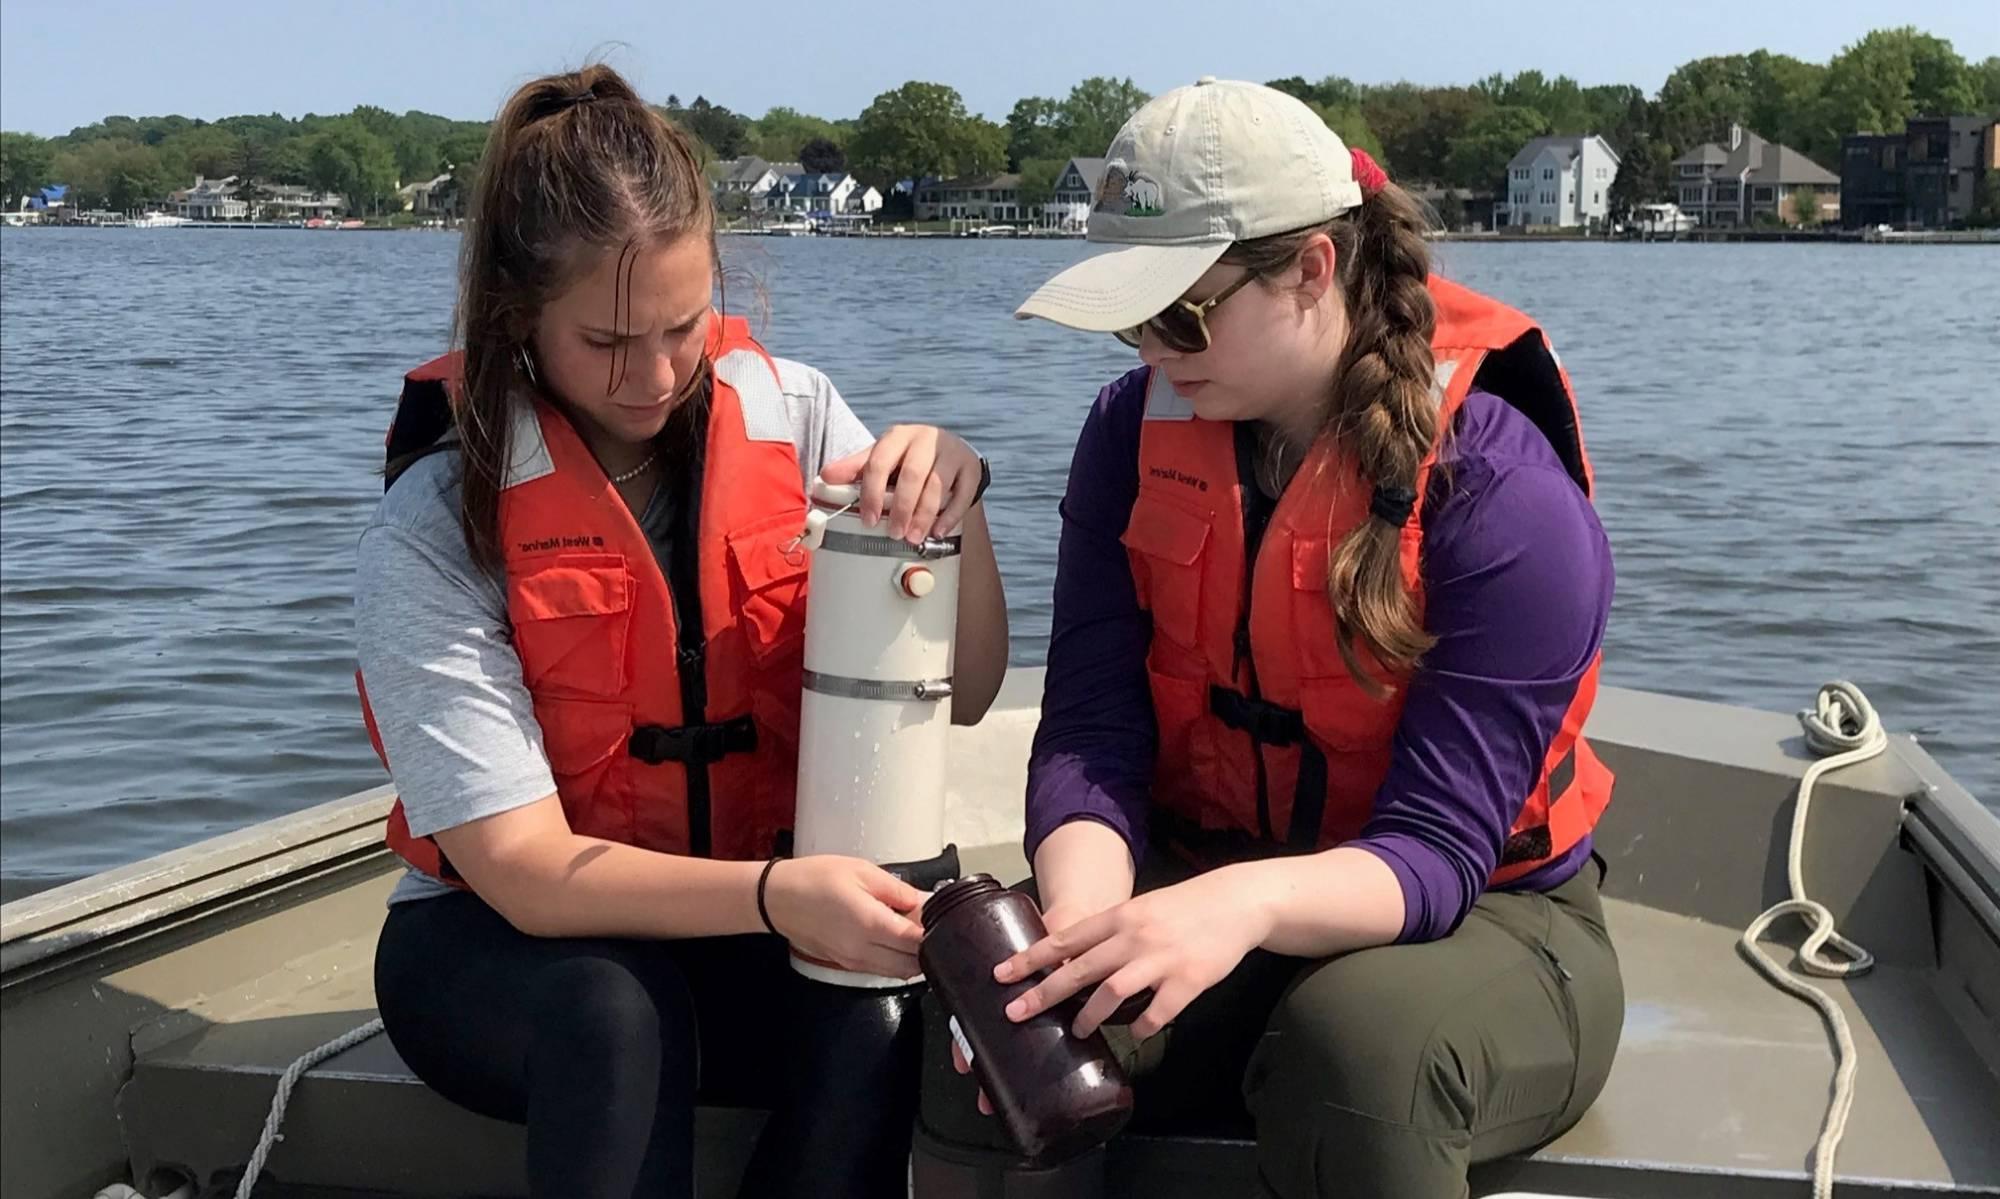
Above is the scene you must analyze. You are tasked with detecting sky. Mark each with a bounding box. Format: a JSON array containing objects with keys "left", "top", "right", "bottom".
[{"left": 3, "top": 0, "right": 1996, "bottom": 137}]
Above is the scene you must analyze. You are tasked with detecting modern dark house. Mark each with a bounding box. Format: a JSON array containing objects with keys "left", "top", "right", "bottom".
[{"left": 1842, "top": 116, "right": 1999, "bottom": 230}]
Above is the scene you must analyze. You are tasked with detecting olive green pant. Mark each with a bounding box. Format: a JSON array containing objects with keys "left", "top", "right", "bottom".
[{"left": 915, "top": 853, "right": 1624, "bottom": 1199}]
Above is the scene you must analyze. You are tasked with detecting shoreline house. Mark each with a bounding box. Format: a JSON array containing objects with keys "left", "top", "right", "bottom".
[
  {"left": 1417, "top": 186, "right": 1499, "bottom": 232},
  {"left": 1044, "top": 157, "right": 1107, "bottom": 229},
  {"left": 709, "top": 157, "right": 801, "bottom": 209},
  {"left": 763, "top": 171, "right": 862, "bottom": 218},
  {"left": 1842, "top": 116, "right": 1999, "bottom": 230},
  {"left": 1671, "top": 125, "right": 1839, "bottom": 227},
  {"left": 914, "top": 174, "right": 1026, "bottom": 222},
  {"left": 23, "top": 184, "right": 68, "bottom": 219},
  {"left": 173, "top": 176, "right": 247, "bottom": 221},
  {"left": 709, "top": 159, "right": 882, "bottom": 226},
  {"left": 843, "top": 183, "right": 885, "bottom": 216},
  {"left": 1498, "top": 136, "right": 1620, "bottom": 230},
  {"left": 261, "top": 184, "right": 344, "bottom": 221},
  {"left": 170, "top": 177, "right": 343, "bottom": 221},
  {"left": 397, "top": 173, "right": 457, "bottom": 218}
]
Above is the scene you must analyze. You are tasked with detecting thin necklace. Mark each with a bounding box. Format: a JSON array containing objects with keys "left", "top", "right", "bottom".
[{"left": 609, "top": 451, "right": 657, "bottom": 485}]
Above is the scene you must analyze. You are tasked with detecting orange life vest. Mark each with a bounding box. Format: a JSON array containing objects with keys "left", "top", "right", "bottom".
[
  {"left": 358, "top": 315, "right": 809, "bottom": 881},
  {"left": 1124, "top": 276, "right": 1612, "bottom": 884}
]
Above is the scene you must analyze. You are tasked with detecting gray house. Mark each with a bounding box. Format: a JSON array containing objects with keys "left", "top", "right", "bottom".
[
  {"left": 173, "top": 176, "right": 247, "bottom": 221},
  {"left": 1672, "top": 125, "right": 1839, "bottom": 227},
  {"left": 1500, "top": 136, "right": 1620, "bottom": 230},
  {"left": 914, "top": 174, "right": 1026, "bottom": 222},
  {"left": 1046, "top": 157, "right": 1107, "bottom": 227},
  {"left": 709, "top": 158, "right": 804, "bottom": 203}
]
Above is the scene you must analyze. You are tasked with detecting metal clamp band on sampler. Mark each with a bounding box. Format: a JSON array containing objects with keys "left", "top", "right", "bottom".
[
  {"left": 814, "top": 528, "right": 963, "bottom": 559},
  {"left": 801, "top": 670, "right": 955, "bottom": 703}
]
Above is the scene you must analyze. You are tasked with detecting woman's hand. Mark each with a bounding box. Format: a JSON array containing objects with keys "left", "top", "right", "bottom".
[
  {"left": 821, "top": 425, "right": 983, "bottom": 545},
  {"left": 762, "top": 855, "right": 926, "bottom": 980},
  {"left": 994, "top": 866, "right": 1272, "bottom": 1041}
]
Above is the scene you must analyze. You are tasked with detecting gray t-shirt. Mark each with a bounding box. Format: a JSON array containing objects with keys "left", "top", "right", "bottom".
[{"left": 355, "top": 358, "right": 873, "bottom": 904}]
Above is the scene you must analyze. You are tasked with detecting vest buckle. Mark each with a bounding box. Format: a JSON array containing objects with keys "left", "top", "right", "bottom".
[
  {"left": 628, "top": 716, "right": 759, "bottom": 765},
  {"left": 1207, "top": 685, "right": 1306, "bottom": 747}
]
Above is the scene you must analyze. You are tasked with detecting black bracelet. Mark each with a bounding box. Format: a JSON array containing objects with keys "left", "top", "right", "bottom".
[
  {"left": 756, "top": 855, "right": 784, "bottom": 937},
  {"left": 970, "top": 454, "right": 992, "bottom": 507}
]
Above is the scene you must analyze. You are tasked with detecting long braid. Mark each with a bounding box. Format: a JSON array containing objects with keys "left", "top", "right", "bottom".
[{"left": 1322, "top": 181, "right": 1439, "bottom": 692}]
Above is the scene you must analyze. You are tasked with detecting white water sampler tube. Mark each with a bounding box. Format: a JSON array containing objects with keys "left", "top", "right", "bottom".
[{"left": 790, "top": 479, "right": 963, "bottom": 987}]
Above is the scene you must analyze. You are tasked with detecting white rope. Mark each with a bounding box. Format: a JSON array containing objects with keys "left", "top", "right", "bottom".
[
  {"left": 231, "top": 1017, "right": 385, "bottom": 1199},
  {"left": 1738, "top": 680, "right": 1888, "bottom": 1199}
]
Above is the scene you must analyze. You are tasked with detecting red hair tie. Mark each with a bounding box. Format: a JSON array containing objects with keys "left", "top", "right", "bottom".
[{"left": 1350, "top": 148, "right": 1388, "bottom": 198}]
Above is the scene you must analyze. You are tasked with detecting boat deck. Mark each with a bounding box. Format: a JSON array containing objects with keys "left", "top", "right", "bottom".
[
  {"left": 120, "top": 880, "right": 2000, "bottom": 1197},
  {"left": 10, "top": 678, "right": 1998, "bottom": 1198}
]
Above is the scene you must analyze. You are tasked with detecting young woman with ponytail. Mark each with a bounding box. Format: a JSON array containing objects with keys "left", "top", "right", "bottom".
[
  {"left": 918, "top": 78, "right": 1623, "bottom": 1198},
  {"left": 356, "top": 65, "right": 1008, "bottom": 1198}
]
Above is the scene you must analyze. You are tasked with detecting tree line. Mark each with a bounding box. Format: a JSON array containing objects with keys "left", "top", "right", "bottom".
[{"left": 3, "top": 26, "right": 1995, "bottom": 219}]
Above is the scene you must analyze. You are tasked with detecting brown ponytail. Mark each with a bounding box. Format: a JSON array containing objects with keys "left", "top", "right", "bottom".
[
  {"left": 452, "top": 63, "right": 715, "bottom": 573},
  {"left": 1226, "top": 183, "right": 1439, "bottom": 692}
]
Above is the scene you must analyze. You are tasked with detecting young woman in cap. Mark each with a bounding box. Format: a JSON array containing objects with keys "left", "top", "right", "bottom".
[
  {"left": 355, "top": 64, "right": 1007, "bottom": 1198},
  {"left": 919, "top": 77, "right": 1622, "bottom": 1198}
]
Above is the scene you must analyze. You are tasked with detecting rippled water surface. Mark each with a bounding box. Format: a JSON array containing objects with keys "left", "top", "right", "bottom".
[{"left": 1, "top": 229, "right": 1994, "bottom": 900}]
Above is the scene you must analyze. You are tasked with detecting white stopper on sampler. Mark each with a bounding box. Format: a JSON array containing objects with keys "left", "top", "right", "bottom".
[{"left": 790, "top": 478, "right": 962, "bottom": 988}]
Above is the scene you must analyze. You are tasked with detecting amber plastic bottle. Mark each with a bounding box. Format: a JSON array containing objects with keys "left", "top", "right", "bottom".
[{"left": 920, "top": 874, "right": 1135, "bottom": 1161}]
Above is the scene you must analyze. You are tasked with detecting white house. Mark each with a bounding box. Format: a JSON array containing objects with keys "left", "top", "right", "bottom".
[
  {"left": 1501, "top": 136, "right": 1620, "bottom": 230},
  {"left": 844, "top": 185, "right": 883, "bottom": 215},
  {"left": 763, "top": 171, "right": 862, "bottom": 217},
  {"left": 175, "top": 176, "right": 247, "bottom": 221}
]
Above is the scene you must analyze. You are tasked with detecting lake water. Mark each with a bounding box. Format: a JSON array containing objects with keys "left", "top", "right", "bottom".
[{"left": 1, "top": 229, "right": 1994, "bottom": 901}]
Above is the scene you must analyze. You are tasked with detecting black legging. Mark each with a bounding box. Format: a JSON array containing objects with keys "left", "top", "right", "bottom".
[{"left": 374, "top": 889, "right": 922, "bottom": 1198}]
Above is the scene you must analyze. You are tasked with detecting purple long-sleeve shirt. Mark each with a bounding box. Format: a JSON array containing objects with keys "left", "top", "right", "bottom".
[{"left": 1025, "top": 367, "right": 1614, "bottom": 943}]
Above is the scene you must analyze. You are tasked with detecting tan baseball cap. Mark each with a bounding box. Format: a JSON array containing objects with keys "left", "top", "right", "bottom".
[{"left": 1017, "top": 76, "right": 1365, "bottom": 333}]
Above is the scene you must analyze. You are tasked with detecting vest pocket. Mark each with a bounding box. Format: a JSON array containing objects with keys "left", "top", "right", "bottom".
[
  {"left": 529, "top": 693, "right": 635, "bottom": 841},
  {"left": 1144, "top": 669, "right": 1224, "bottom": 827},
  {"left": 726, "top": 513, "right": 810, "bottom": 665},
  {"left": 1296, "top": 675, "right": 1399, "bottom": 840},
  {"left": 1296, "top": 675, "right": 1402, "bottom": 747},
  {"left": 508, "top": 555, "right": 634, "bottom": 696},
  {"left": 1121, "top": 497, "right": 1212, "bottom": 652}
]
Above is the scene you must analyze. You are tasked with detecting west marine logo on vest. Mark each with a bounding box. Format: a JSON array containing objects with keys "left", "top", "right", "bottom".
[
  {"left": 518, "top": 534, "right": 607, "bottom": 553},
  {"left": 1147, "top": 465, "right": 1209, "bottom": 492}
]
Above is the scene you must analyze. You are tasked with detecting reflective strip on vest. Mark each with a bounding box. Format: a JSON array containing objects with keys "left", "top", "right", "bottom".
[
  {"left": 713, "top": 348, "right": 795, "bottom": 444},
  {"left": 500, "top": 397, "right": 557, "bottom": 489}
]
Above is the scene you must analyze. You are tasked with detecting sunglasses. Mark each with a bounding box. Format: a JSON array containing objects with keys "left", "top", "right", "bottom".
[{"left": 1114, "top": 270, "right": 1259, "bottom": 353}]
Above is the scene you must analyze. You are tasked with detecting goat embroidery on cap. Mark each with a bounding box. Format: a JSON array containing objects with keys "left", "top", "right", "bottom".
[{"left": 1094, "top": 160, "right": 1164, "bottom": 217}]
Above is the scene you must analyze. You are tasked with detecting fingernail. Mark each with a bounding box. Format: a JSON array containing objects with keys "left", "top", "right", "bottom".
[
  {"left": 1005, "top": 998, "right": 1026, "bottom": 1021},
  {"left": 993, "top": 961, "right": 1013, "bottom": 982}
]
